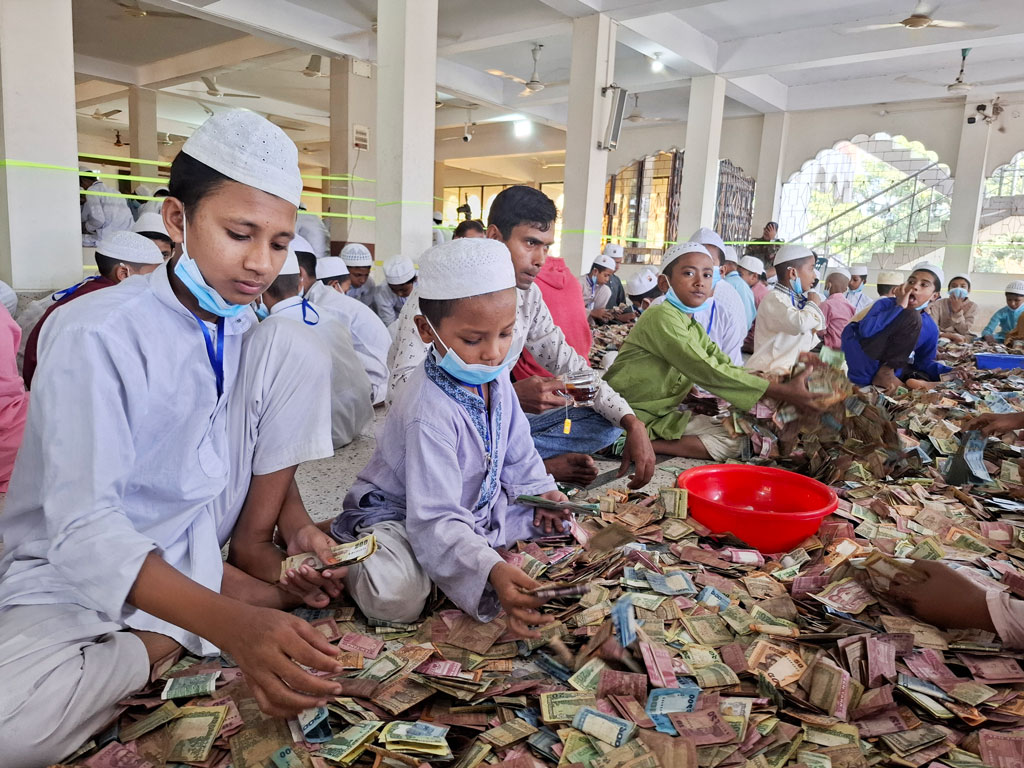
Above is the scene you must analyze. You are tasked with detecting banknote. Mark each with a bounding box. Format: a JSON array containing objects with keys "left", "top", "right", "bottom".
[
  {"left": 166, "top": 704, "right": 227, "bottom": 762},
  {"left": 119, "top": 700, "right": 181, "bottom": 742},
  {"left": 479, "top": 717, "right": 538, "bottom": 747},
  {"left": 571, "top": 707, "right": 636, "bottom": 747},
  {"left": 160, "top": 671, "right": 220, "bottom": 700},
  {"left": 539, "top": 691, "right": 597, "bottom": 723},
  {"left": 666, "top": 710, "right": 736, "bottom": 746},
  {"left": 319, "top": 720, "right": 384, "bottom": 764},
  {"left": 279, "top": 534, "right": 378, "bottom": 579}
]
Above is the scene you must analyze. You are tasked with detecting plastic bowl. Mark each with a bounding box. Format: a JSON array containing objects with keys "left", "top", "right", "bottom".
[
  {"left": 677, "top": 464, "right": 838, "bottom": 554},
  {"left": 975, "top": 353, "right": 1024, "bottom": 371}
]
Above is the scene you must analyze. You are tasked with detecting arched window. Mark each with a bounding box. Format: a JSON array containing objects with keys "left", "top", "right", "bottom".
[{"left": 976, "top": 150, "right": 1024, "bottom": 273}]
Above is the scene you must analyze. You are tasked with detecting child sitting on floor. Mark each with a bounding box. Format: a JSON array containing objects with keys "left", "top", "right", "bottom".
[
  {"left": 841, "top": 262, "right": 951, "bottom": 392},
  {"left": 819, "top": 267, "right": 855, "bottom": 351},
  {"left": 981, "top": 280, "right": 1024, "bottom": 343},
  {"left": 603, "top": 242, "right": 826, "bottom": 460},
  {"left": 928, "top": 273, "right": 977, "bottom": 344},
  {"left": 745, "top": 244, "right": 826, "bottom": 375},
  {"left": 328, "top": 238, "right": 569, "bottom": 637}
]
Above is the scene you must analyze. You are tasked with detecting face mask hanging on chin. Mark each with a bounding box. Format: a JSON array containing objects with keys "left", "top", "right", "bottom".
[
  {"left": 424, "top": 315, "right": 524, "bottom": 386},
  {"left": 665, "top": 287, "right": 712, "bottom": 314},
  {"left": 172, "top": 208, "right": 248, "bottom": 319}
]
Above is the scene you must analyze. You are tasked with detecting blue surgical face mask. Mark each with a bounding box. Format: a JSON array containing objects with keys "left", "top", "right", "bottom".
[
  {"left": 848, "top": 283, "right": 863, "bottom": 293},
  {"left": 254, "top": 300, "right": 269, "bottom": 320},
  {"left": 949, "top": 287, "right": 969, "bottom": 300},
  {"left": 915, "top": 300, "right": 931, "bottom": 312},
  {"left": 711, "top": 265, "right": 722, "bottom": 288},
  {"left": 666, "top": 286, "right": 713, "bottom": 315},
  {"left": 791, "top": 276, "right": 805, "bottom": 296},
  {"left": 425, "top": 315, "right": 524, "bottom": 386},
  {"left": 172, "top": 208, "right": 248, "bottom": 318}
]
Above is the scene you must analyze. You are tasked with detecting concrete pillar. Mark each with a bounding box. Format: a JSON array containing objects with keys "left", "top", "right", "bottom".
[
  {"left": 0, "top": 0, "right": 81, "bottom": 289},
  {"left": 751, "top": 111, "right": 790, "bottom": 233},
  {"left": 678, "top": 74, "right": 726, "bottom": 238},
  {"left": 375, "top": 0, "right": 437, "bottom": 262},
  {"left": 329, "top": 56, "right": 377, "bottom": 248},
  {"left": 128, "top": 86, "right": 158, "bottom": 181},
  {"left": 561, "top": 13, "right": 615, "bottom": 277},
  {"left": 943, "top": 102, "right": 992, "bottom": 274}
]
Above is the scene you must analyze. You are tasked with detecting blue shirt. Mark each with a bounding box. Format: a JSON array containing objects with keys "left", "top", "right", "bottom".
[
  {"left": 981, "top": 305, "right": 1024, "bottom": 342},
  {"left": 841, "top": 297, "right": 951, "bottom": 386},
  {"left": 724, "top": 271, "right": 756, "bottom": 329}
]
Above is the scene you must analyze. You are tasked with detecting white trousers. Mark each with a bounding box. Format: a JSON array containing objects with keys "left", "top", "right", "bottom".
[{"left": 344, "top": 519, "right": 433, "bottom": 625}]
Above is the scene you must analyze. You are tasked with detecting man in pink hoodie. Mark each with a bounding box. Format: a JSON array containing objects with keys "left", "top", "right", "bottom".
[{"left": 512, "top": 255, "right": 592, "bottom": 379}]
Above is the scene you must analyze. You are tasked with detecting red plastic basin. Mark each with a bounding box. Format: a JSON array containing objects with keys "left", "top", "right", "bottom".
[{"left": 677, "top": 464, "right": 838, "bottom": 554}]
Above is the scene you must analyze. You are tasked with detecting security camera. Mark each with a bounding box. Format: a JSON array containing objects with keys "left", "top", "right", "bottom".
[{"left": 462, "top": 131, "right": 472, "bottom": 143}]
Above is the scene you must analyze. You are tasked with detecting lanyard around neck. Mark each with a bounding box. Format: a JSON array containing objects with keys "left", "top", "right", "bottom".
[
  {"left": 704, "top": 301, "right": 716, "bottom": 333},
  {"left": 190, "top": 313, "right": 225, "bottom": 397}
]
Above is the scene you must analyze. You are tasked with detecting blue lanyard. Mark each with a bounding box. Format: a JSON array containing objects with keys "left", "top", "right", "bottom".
[
  {"left": 300, "top": 298, "right": 320, "bottom": 326},
  {"left": 705, "top": 302, "right": 716, "bottom": 333},
  {"left": 52, "top": 275, "right": 101, "bottom": 302},
  {"left": 190, "top": 313, "right": 225, "bottom": 397}
]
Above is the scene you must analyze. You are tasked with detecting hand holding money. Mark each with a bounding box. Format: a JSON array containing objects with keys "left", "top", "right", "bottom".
[
  {"left": 489, "top": 561, "right": 554, "bottom": 639},
  {"left": 279, "top": 533, "right": 377, "bottom": 608},
  {"left": 888, "top": 559, "right": 997, "bottom": 633},
  {"left": 531, "top": 490, "right": 572, "bottom": 534}
]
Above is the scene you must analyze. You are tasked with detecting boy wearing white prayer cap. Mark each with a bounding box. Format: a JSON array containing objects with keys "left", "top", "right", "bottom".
[
  {"left": 604, "top": 242, "right": 826, "bottom": 461},
  {"left": 601, "top": 243, "right": 627, "bottom": 310},
  {"left": 328, "top": 237, "right": 568, "bottom": 633},
  {"left": 79, "top": 165, "right": 133, "bottom": 246},
  {"left": 0, "top": 110, "right": 347, "bottom": 765},
  {"left": 981, "top": 279, "right": 1024, "bottom": 343},
  {"left": 688, "top": 226, "right": 752, "bottom": 364},
  {"left": 846, "top": 264, "right": 871, "bottom": 313},
  {"left": 579, "top": 252, "right": 616, "bottom": 318},
  {"left": 842, "top": 261, "right": 951, "bottom": 391},
  {"left": 296, "top": 202, "right": 331, "bottom": 259},
  {"left": 626, "top": 268, "right": 662, "bottom": 314},
  {"left": 21, "top": 231, "right": 165, "bottom": 389},
  {"left": 374, "top": 256, "right": 417, "bottom": 327},
  {"left": 341, "top": 242, "right": 377, "bottom": 309},
  {"left": 745, "top": 244, "right": 826, "bottom": 375},
  {"left": 132, "top": 210, "right": 174, "bottom": 259},
  {"left": 431, "top": 210, "right": 450, "bottom": 247},
  {"left": 299, "top": 246, "right": 393, "bottom": 405}
]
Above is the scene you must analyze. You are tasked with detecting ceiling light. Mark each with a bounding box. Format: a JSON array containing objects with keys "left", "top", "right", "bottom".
[
  {"left": 650, "top": 53, "right": 664, "bottom": 73},
  {"left": 514, "top": 120, "right": 533, "bottom": 138}
]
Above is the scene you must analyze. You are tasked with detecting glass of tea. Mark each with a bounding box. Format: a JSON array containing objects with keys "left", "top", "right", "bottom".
[{"left": 561, "top": 370, "right": 597, "bottom": 408}]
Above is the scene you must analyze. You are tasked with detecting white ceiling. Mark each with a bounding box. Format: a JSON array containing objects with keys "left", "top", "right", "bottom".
[{"left": 71, "top": 0, "right": 1024, "bottom": 160}]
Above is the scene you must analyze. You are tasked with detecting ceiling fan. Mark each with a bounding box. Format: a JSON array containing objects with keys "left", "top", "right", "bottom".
[
  {"left": 81, "top": 108, "right": 122, "bottom": 121},
  {"left": 158, "top": 132, "right": 187, "bottom": 146},
  {"left": 111, "top": 0, "right": 195, "bottom": 20},
  {"left": 897, "top": 48, "right": 1024, "bottom": 94},
  {"left": 486, "top": 44, "right": 567, "bottom": 97},
  {"left": 844, "top": 2, "right": 995, "bottom": 33},
  {"left": 624, "top": 94, "right": 672, "bottom": 124},
  {"left": 181, "top": 76, "right": 260, "bottom": 100},
  {"left": 113, "top": 130, "right": 129, "bottom": 147}
]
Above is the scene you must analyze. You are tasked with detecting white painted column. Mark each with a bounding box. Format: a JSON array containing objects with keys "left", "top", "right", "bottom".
[
  {"left": 375, "top": 0, "right": 437, "bottom": 262},
  {"left": 943, "top": 102, "right": 992, "bottom": 275},
  {"left": 751, "top": 111, "right": 790, "bottom": 231},
  {"left": 678, "top": 74, "right": 726, "bottom": 238},
  {"left": 0, "top": 0, "right": 81, "bottom": 289},
  {"left": 329, "top": 56, "right": 377, "bottom": 249},
  {"left": 561, "top": 13, "right": 615, "bottom": 277},
  {"left": 128, "top": 86, "right": 158, "bottom": 181}
]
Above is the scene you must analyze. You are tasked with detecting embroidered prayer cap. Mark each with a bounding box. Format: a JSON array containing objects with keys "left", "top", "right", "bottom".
[
  {"left": 603, "top": 243, "right": 624, "bottom": 260},
  {"left": 912, "top": 262, "right": 944, "bottom": 290},
  {"left": 689, "top": 226, "right": 726, "bottom": 257},
  {"left": 418, "top": 238, "right": 515, "bottom": 300},
  {"left": 181, "top": 109, "right": 302, "bottom": 206},
  {"left": 96, "top": 230, "right": 165, "bottom": 265},
  {"left": 661, "top": 241, "right": 712, "bottom": 274},
  {"left": 738, "top": 256, "right": 765, "bottom": 276},
  {"left": 317, "top": 256, "right": 349, "bottom": 280},
  {"left": 773, "top": 244, "right": 815, "bottom": 267},
  {"left": 722, "top": 245, "right": 739, "bottom": 264},
  {"left": 290, "top": 234, "right": 315, "bottom": 256},
  {"left": 132, "top": 212, "right": 169, "bottom": 239},
  {"left": 1006, "top": 279, "right": 1024, "bottom": 295},
  {"left": 826, "top": 265, "right": 851, "bottom": 280},
  {"left": 949, "top": 272, "right": 971, "bottom": 289},
  {"left": 592, "top": 253, "right": 617, "bottom": 271},
  {"left": 849, "top": 264, "right": 869, "bottom": 276},
  {"left": 384, "top": 256, "right": 417, "bottom": 285},
  {"left": 627, "top": 269, "right": 658, "bottom": 297},
  {"left": 341, "top": 242, "right": 373, "bottom": 267},
  {"left": 878, "top": 271, "right": 904, "bottom": 285}
]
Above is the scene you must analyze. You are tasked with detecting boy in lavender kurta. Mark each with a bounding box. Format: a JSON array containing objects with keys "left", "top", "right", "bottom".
[{"left": 330, "top": 238, "right": 569, "bottom": 636}]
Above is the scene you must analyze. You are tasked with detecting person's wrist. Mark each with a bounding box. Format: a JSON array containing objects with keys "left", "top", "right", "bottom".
[{"left": 621, "top": 414, "right": 642, "bottom": 432}]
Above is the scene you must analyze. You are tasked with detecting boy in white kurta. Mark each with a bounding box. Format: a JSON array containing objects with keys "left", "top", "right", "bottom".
[{"left": 0, "top": 110, "right": 344, "bottom": 767}]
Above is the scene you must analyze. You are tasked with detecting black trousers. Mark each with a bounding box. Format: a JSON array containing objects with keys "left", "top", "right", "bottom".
[{"left": 858, "top": 307, "right": 921, "bottom": 372}]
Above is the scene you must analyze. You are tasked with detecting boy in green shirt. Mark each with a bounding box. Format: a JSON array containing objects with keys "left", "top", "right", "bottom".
[{"left": 605, "top": 242, "right": 825, "bottom": 459}]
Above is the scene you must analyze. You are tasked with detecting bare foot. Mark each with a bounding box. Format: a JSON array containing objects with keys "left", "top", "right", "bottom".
[
  {"left": 544, "top": 453, "right": 598, "bottom": 486},
  {"left": 222, "top": 562, "right": 300, "bottom": 611},
  {"left": 871, "top": 365, "right": 902, "bottom": 394}
]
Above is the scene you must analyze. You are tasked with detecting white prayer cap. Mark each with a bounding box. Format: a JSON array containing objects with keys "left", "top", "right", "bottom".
[
  {"left": 603, "top": 243, "right": 624, "bottom": 261},
  {"left": 722, "top": 245, "right": 739, "bottom": 264},
  {"left": 341, "top": 242, "right": 373, "bottom": 267},
  {"left": 78, "top": 164, "right": 98, "bottom": 174},
  {"left": 627, "top": 269, "right": 658, "bottom": 297},
  {"left": 96, "top": 230, "right": 164, "bottom": 265},
  {"left": 689, "top": 227, "right": 726, "bottom": 256},
  {"left": 592, "top": 253, "right": 617, "bottom": 271},
  {"left": 826, "top": 265, "right": 851, "bottom": 280},
  {"left": 660, "top": 241, "right": 712, "bottom": 274},
  {"left": 132, "top": 211, "right": 169, "bottom": 238},
  {"left": 738, "top": 255, "right": 765, "bottom": 275},
  {"left": 911, "top": 262, "right": 944, "bottom": 289},
  {"left": 878, "top": 270, "right": 904, "bottom": 285},
  {"left": 317, "top": 256, "right": 349, "bottom": 280},
  {"left": 949, "top": 272, "right": 971, "bottom": 287},
  {"left": 1007, "top": 279, "right": 1024, "bottom": 295},
  {"left": 180, "top": 109, "right": 302, "bottom": 206},
  {"left": 849, "top": 264, "right": 869, "bottom": 276},
  {"left": 433, "top": 210, "right": 443, "bottom": 221},
  {"left": 384, "top": 256, "right": 416, "bottom": 285},
  {"left": 290, "top": 233, "right": 315, "bottom": 255},
  {"left": 278, "top": 251, "right": 300, "bottom": 275},
  {"left": 773, "top": 244, "right": 814, "bottom": 267},
  {"left": 418, "top": 238, "right": 515, "bottom": 301},
  {"left": 135, "top": 183, "right": 154, "bottom": 197}
]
